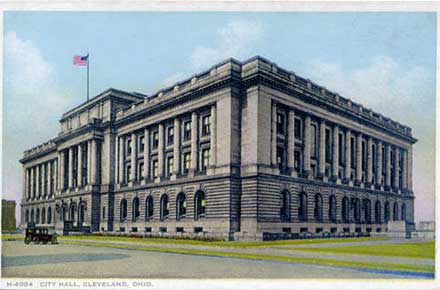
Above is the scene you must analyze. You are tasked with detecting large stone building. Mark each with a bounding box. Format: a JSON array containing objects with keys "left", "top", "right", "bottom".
[{"left": 19, "top": 56, "right": 416, "bottom": 241}]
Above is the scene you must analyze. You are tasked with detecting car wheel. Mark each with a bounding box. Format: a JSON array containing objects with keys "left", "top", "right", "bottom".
[{"left": 24, "top": 237, "right": 31, "bottom": 244}]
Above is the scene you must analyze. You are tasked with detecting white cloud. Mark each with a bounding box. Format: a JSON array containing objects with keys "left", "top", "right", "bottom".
[
  {"left": 191, "top": 19, "right": 264, "bottom": 70},
  {"left": 305, "top": 56, "right": 435, "bottom": 222},
  {"left": 3, "top": 31, "right": 76, "bottom": 216}
]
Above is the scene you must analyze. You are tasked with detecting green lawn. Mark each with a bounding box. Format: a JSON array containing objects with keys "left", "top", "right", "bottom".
[
  {"left": 57, "top": 235, "right": 389, "bottom": 248},
  {"left": 63, "top": 240, "right": 434, "bottom": 274},
  {"left": 288, "top": 241, "right": 435, "bottom": 259}
]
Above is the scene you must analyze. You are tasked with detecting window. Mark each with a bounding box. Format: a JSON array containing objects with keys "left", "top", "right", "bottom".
[
  {"left": 127, "top": 139, "right": 132, "bottom": 156},
  {"left": 311, "top": 124, "right": 317, "bottom": 158},
  {"left": 152, "top": 132, "right": 159, "bottom": 149},
  {"left": 176, "top": 193, "right": 187, "bottom": 220},
  {"left": 145, "top": 196, "right": 154, "bottom": 221},
  {"left": 41, "top": 208, "right": 46, "bottom": 224},
  {"left": 362, "top": 140, "right": 367, "bottom": 171},
  {"left": 393, "top": 202, "right": 399, "bottom": 221},
  {"left": 167, "top": 127, "right": 174, "bottom": 145},
  {"left": 277, "top": 147, "right": 285, "bottom": 170},
  {"left": 183, "top": 153, "right": 191, "bottom": 174},
  {"left": 375, "top": 201, "right": 382, "bottom": 223},
  {"left": 329, "top": 195, "right": 337, "bottom": 222},
  {"left": 78, "top": 203, "right": 85, "bottom": 225},
  {"left": 152, "top": 160, "right": 159, "bottom": 179},
  {"left": 160, "top": 195, "right": 169, "bottom": 221},
  {"left": 120, "top": 199, "right": 127, "bottom": 222},
  {"left": 138, "top": 162, "right": 144, "bottom": 180},
  {"left": 167, "top": 156, "right": 174, "bottom": 177},
  {"left": 363, "top": 199, "right": 371, "bottom": 223},
  {"left": 276, "top": 112, "right": 285, "bottom": 134},
  {"left": 294, "top": 150, "right": 301, "bottom": 172},
  {"left": 126, "top": 165, "right": 131, "bottom": 182},
  {"left": 81, "top": 144, "right": 88, "bottom": 186},
  {"left": 325, "top": 129, "right": 331, "bottom": 162},
  {"left": 43, "top": 163, "right": 48, "bottom": 195},
  {"left": 314, "top": 194, "right": 323, "bottom": 221},
  {"left": 139, "top": 135, "right": 145, "bottom": 153},
  {"left": 47, "top": 207, "right": 52, "bottom": 224},
  {"left": 202, "top": 115, "right": 211, "bottom": 136},
  {"left": 36, "top": 208, "right": 40, "bottom": 224},
  {"left": 201, "top": 149, "right": 210, "bottom": 172},
  {"left": 30, "top": 209, "right": 35, "bottom": 223},
  {"left": 342, "top": 197, "right": 349, "bottom": 223},
  {"left": 61, "top": 205, "right": 67, "bottom": 222},
  {"left": 69, "top": 204, "right": 75, "bottom": 223},
  {"left": 299, "top": 192, "right": 307, "bottom": 221},
  {"left": 195, "top": 191, "right": 206, "bottom": 220},
  {"left": 132, "top": 198, "right": 140, "bottom": 222},
  {"left": 294, "top": 118, "right": 302, "bottom": 139},
  {"left": 338, "top": 133, "right": 344, "bottom": 165},
  {"left": 384, "top": 201, "right": 390, "bottom": 222},
  {"left": 350, "top": 137, "right": 356, "bottom": 168},
  {"left": 25, "top": 210, "right": 29, "bottom": 223},
  {"left": 280, "top": 191, "right": 290, "bottom": 221},
  {"left": 353, "top": 198, "right": 360, "bottom": 223},
  {"left": 184, "top": 121, "right": 191, "bottom": 141}
]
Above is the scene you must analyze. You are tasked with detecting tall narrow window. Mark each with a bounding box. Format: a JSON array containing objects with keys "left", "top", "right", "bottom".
[
  {"left": 120, "top": 199, "right": 127, "bottom": 222},
  {"left": 167, "top": 127, "right": 174, "bottom": 145},
  {"left": 329, "top": 195, "right": 337, "bottom": 222},
  {"left": 294, "top": 118, "right": 302, "bottom": 139},
  {"left": 311, "top": 124, "right": 317, "bottom": 158},
  {"left": 277, "top": 147, "right": 285, "bottom": 171},
  {"left": 350, "top": 137, "right": 356, "bottom": 169},
  {"left": 202, "top": 115, "right": 211, "bottom": 136},
  {"left": 353, "top": 198, "right": 360, "bottom": 223},
  {"left": 41, "top": 208, "right": 46, "bottom": 224},
  {"left": 160, "top": 195, "right": 169, "bottom": 221},
  {"left": 384, "top": 201, "right": 390, "bottom": 222},
  {"left": 375, "top": 201, "right": 382, "bottom": 224},
  {"left": 280, "top": 191, "right": 290, "bottom": 221},
  {"left": 183, "top": 153, "right": 191, "bottom": 174},
  {"left": 145, "top": 196, "right": 154, "bottom": 221},
  {"left": 184, "top": 121, "right": 191, "bottom": 141},
  {"left": 363, "top": 199, "right": 371, "bottom": 223},
  {"left": 314, "top": 193, "right": 323, "bottom": 221},
  {"left": 338, "top": 133, "right": 344, "bottom": 165},
  {"left": 276, "top": 112, "right": 285, "bottom": 134},
  {"left": 393, "top": 202, "right": 399, "bottom": 221},
  {"left": 342, "top": 197, "right": 349, "bottom": 223},
  {"left": 195, "top": 191, "right": 206, "bottom": 220},
  {"left": 152, "top": 132, "right": 159, "bottom": 149},
  {"left": 47, "top": 207, "right": 52, "bottom": 224},
  {"left": 325, "top": 129, "right": 331, "bottom": 162},
  {"left": 139, "top": 135, "right": 145, "bottom": 153},
  {"left": 401, "top": 204, "right": 407, "bottom": 222},
  {"left": 176, "top": 193, "right": 187, "bottom": 220},
  {"left": 294, "top": 150, "right": 301, "bottom": 172},
  {"left": 167, "top": 156, "right": 174, "bottom": 177},
  {"left": 152, "top": 160, "right": 158, "bottom": 178},
  {"left": 127, "top": 139, "right": 132, "bottom": 156},
  {"left": 201, "top": 149, "right": 210, "bottom": 172},
  {"left": 299, "top": 192, "right": 308, "bottom": 221},
  {"left": 132, "top": 198, "right": 140, "bottom": 222}
]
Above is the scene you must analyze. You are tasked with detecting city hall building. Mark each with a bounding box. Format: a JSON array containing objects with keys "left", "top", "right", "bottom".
[{"left": 19, "top": 56, "right": 416, "bottom": 241}]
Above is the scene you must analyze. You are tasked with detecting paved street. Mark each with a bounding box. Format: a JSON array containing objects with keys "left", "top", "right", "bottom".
[{"left": 1, "top": 240, "right": 432, "bottom": 279}]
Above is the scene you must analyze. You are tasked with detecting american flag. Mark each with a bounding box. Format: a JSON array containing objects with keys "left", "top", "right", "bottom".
[{"left": 73, "top": 54, "right": 88, "bottom": 66}]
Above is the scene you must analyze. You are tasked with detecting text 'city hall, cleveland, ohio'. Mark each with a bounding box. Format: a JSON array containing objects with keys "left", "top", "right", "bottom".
[{"left": 20, "top": 56, "right": 416, "bottom": 241}]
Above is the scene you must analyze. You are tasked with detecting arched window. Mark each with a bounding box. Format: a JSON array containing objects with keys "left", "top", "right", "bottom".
[
  {"left": 69, "top": 203, "right": 76, "bottom": 222},
  {"left": 31, "top": 209, "right": 35, "bottom": 223},
  {"left": 41, "top": 208, "right": 46, "bottom": 224},
  {"left": 363, "top": 199, "right": 371, "bottom": 223},
  {"left": 329, "top": 195, "right": 337, "bottom": 222},
  {"left": 176, "top": 193, "right": 187, "bottom": 221},
  {"left": 120, "top": 199, "right": 127, "bottom": 222},
  {"left": 375, "top": 200, "right": 381, "bottom": 224},
  {"left": 78, "top": 203, "right": 85, "bottom": 225},
  {"left": 342, "top": 197, "right": 349, "bottom": 223},
  {"left": 160, "top": 195, "right": 170, "bottom": 221},
  {"left": 280, "top": 191, "right": 290, "bottom": 221},
  {"left": 401, "top": 204, "right": 407, "bottom": 222},
  {"left": 25, "top": 210, "right": 29, "bottom": 223},
  {"left": 145, "top": 196, "right": 154, "bottom": 221},
  {"left": 132, "top": 197, "right": 140, "bottom": 222},
  {"left": 393, "top": 202, "right": 399, "bottom": 221},
  {"left": 384, "top": 201, "right": 390, "bottom": 222},
  {"left": 314, "top": 193, "right": 323, "bottom": 221},
  {"left": 36, "top": 208, "right": 40, "bottom": 224},
  {"left": 194, "top": 191, "right": 206, "bottom": 220},
  {"left": 299, "top": 192, "right": 308, "bottom": 221},
  {"left": 47, "top": 207, "right": 52, "bottom": 224},
  {"left": 353, "top": 198, "right": 360, "bottom": 223},
  {"left": 62, "top": 204, "right": 67, "bottom": 222}
]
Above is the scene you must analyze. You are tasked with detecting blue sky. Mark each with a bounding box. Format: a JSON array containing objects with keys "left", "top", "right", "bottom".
[{"left": 3, "top": 12, "right": 436, "bottom": 222}]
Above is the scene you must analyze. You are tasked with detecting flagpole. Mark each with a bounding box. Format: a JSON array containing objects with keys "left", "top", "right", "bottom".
[{"left": 87, "top": 52, "right": 90, "bottom": 101}]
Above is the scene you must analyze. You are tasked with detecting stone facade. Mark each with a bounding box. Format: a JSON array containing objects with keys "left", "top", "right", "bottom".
[{"left": 19, "top": 56, "right": 416, "bottom": 241}]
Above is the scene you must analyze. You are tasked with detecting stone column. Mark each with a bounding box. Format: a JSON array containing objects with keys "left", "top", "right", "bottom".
[
  {"left": 91, "top": 139, "right": 97, "bottom": 185},
  {"left": 377, "top": 141, "right": 383, "bottom": 187},
  {"left": 402, "top": 149, "right": 408, "bottom": 191},
  {"left": 77, "top": 143, "right": 82, "bottom": 188},
  {"left": 59, "top": 151, "right": 64, "bottom": 191},
  {"left": 118, "top": 137, "right": 124, "bottom": 184},
  {"left": 332, "top": 125, "right": 339, "bottom": 180},
  {"left": 190, "top": 112, "right": 198, "bottom": 173},
  {"left": 25, "top": 168, "right": 29, "bottom": 200},
  {"left": 172, "top": 120, "right": 180, "bottom": 177},
  {"left": 408, "top": 146, "right": 413, "bottom": 192},
  {"left": 355, "top": 133, "right": 362, "bottom": 185},
  {"left": 68, "top": 147, "right": 74, "bottom": 189},
  {"left": 367, "top": 137, "right": 373, "bottom": 186},
  {"left": 144, "top": 129, "right": 150, "bottom": 181},
  {"left": 47, "top": 161, "right": 52, "bottom": 197},
  {"left": 41, "top": 163, "right": 45, "bottom": 196},
  {"left": 287, "top": 109, "right": 296, "bottom": 176},
  {"left": 130, "top": 133, "right": 138, "bottom": 182},
  {"left": 303, "top": 115, "right": 312, "bottom": 176},
  {"left": 318, "top": 120, "right": 326, "bottom": 178},
  {"left": 271, "top": 102, "right": 277, "bottom": 167},
  {"left": 394, "top": 147, "right": 400, "bottom": 191},
  {"left": 87, "top": 141, "right": 92, "bottom": 184},
  {"left": 209, "top": 105, "right": 217, "bottom": 173},
  {"left": 54, "top": 159, "right": 58, "bottom": 192},
  {"left": 30, "top": 167, "right": 35, "bottom": 198},
  {"left": 385, "top": 144, "right": 392, "bottom": 190},
  {"left": 36, "top": 164, "right": 40, "bottom": 198},
  {"left": 22, "top": 167, "right": 27, "bottom": 200},
  {"left": 344, "top": 129, "right": 351, "bottom": 182},
  {"left": 158, "top": 123, "right": 165, "bottom": 178}
]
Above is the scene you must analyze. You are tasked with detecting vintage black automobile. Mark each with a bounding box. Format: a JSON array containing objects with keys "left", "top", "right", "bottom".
[{"left": 24, "top": 226, "right": 58, "bottom": 244}]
